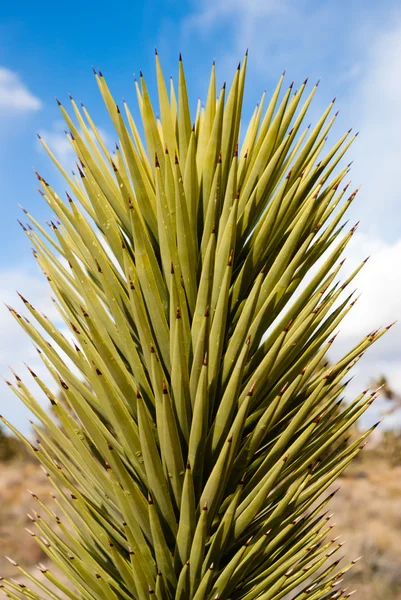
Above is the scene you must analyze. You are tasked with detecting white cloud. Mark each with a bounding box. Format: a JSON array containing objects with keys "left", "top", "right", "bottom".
[
  {"left": 0, "top": 265, "right": 67, "bottom": 436},
  {"left": 343, "top": 21, "right": 401, "bottom": 240},
  {"left": 324, "top": 232, "right": 401, "bottom": 427},
  {"left": 186, "top": 0, "right": 286, "bottom": 33},
  {"left": 183, "top": 0, "right": 352, "bottom": 80},
  {"left": 325, "top": 21, "right": 401, "bottom": 420},
  {"left": 0, "top": 67, "right": 42, "bottom": 113},
  {"left": 338, "top": 233, "right": 400, "bottom": 342},
  {"left": 37, "top": 120, "right": 115, "bottom": 173},
  {"left": 37, "top": 120, "right": 76, "bottom": 170}
]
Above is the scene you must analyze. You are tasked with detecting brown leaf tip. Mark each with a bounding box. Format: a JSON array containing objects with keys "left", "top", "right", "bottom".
[
  {"left": 279, "top": 383, "right": 289, "bottom": 396},
  {"left": 248, "top": 381, "right": 257, "bottom": 396},
  {"left": 16, "top": 292, "right": 28, "bottom": 304},
  {"left": 284, "top": 320, "right": 292, "bottom": 332},
  {"left": 17, "top": 219, "right": 27, "bottom": 232}
]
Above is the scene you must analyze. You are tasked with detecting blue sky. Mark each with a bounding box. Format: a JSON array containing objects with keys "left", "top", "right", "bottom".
[{"left": 1, "top": 0, "right": 401, "bottom": 434}]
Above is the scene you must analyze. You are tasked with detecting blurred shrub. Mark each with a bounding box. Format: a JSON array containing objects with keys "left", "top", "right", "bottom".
[
  {"left": 0, "top": 425, "right": 29, "bottom": 462},
  {"left": 377, "top": 430, "right": 401, "bottom": 467}
]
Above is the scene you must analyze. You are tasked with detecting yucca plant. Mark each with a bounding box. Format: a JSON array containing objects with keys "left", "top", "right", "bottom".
[{"left": 1, "top": 52, "right": 392, "bottom": 600}]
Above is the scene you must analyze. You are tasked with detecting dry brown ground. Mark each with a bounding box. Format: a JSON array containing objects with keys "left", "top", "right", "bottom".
[
  {"left": 1, "top": 453, "right": 401, "bottom": 598},
  {"left": 0, "top": 460, "right": 70, "bottom": 598},
  {"left": 329, "top": 455, "right": 401, "bottom": 599}
]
